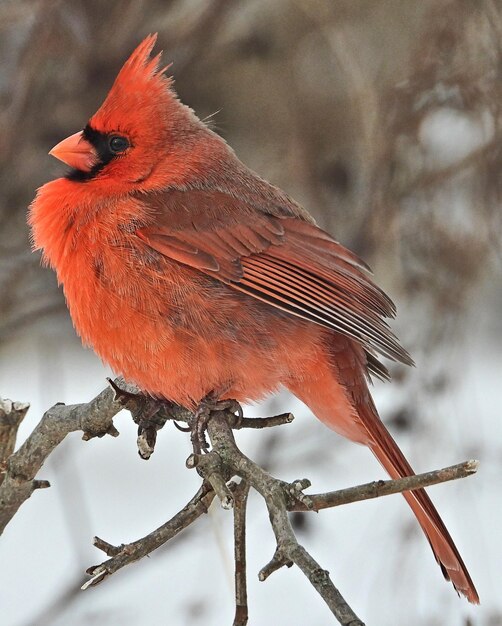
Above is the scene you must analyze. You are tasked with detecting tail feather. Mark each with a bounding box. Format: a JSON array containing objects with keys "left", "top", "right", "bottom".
[
  {"left": 287, "top": 339, "right": 479, "bottom": 603},
  {"left": 362, "top": 403, "right": 479, "bottom": 604}
]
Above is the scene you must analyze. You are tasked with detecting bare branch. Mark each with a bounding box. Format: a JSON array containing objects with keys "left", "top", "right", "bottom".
[
  {"left": 233, "top": 413, "right": 295, "bottom": 430},
  {"left": 205, "top": 411, "right": 366, "bottom": 625},
  {"left": 0, "top": 380, "right": 126, "bottom": 534},
  {"left": 290, "top": 460, "right": 479, "bottom": 512},
  {"left": 233, "top": 480, "right": 250, "bottom": 626},
  {"left": 0, "top": 381, "right": 295, "bottom": 535},
  {"left": 83, "top": 482, "right": 218, "bottom": 589},
  {"left": 1, "top": 386, "right": 478, "bottom": 625}
]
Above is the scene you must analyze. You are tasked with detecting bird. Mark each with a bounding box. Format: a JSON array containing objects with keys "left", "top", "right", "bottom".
[{"left": 29, "top": 34, "right": 478, "bottom": 603}]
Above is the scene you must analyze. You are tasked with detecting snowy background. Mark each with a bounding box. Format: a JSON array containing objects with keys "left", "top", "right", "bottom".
[{"left": 1, "top": 1, "right": 501, "bottom": 625}]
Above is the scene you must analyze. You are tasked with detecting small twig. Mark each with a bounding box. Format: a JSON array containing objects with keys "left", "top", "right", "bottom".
[
  {"left": 233, "top": 413, "right": 294, "bottom": 430},
  {"left": 261, "top": 485, "right": 364, "bottom": 626},
  {"left": 285, "top": 478, "right": 315, "bottom": 510},
  {"left": 233, "top": 480, "right": 250, "bottom": 626},
  {"left": 83, "top": 482, "right": 218, "bottom": 588},
  {"left": 92, "top": 536, "right": 124, "bottom": 557},
  {"left": 258, "top": 547, "right": 293, "bottom": 581},
  {"left": 290, "top": 460, "right": 479, "bottom": 512},
  {"left": 32, "top": 479, "right": 50, "bottom": 490}
]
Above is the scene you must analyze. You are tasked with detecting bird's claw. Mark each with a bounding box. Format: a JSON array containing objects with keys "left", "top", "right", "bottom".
[
  {"left": 107, "top": 378, "right": 173, "bottom": 459},
  {"left": 191, "top": 395, "right": 243, "bottom": 454}
]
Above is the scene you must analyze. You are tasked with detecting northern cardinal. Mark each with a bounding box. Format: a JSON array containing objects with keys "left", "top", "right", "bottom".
[{"left": 29, "top": 34, "right": 478, "bottom": 603}]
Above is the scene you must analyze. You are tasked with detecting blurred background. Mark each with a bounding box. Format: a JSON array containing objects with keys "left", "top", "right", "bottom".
[{"left": 0, "top": 1, "right": 501, "bottom": 624}]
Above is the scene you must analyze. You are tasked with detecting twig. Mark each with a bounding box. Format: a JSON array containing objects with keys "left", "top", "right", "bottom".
[
  {"left": 233, "top": 480, "right": 250, "bottom": 626},
  {"left": 233, "top": 413, "right": 294, "bottom": 430},
  {"left": 83, "top": 482, "right": 218, "bottom": 588},
  {"left": 290, "top": 460, "right": 479, "bottom": 512},
  {"left": 92, "top": 536, "right": 124, "bottom": 557}
]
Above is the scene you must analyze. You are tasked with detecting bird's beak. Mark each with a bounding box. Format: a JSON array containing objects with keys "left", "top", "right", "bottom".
[{"left": 49, "top": 131, "right": 97, "bottom": 172}]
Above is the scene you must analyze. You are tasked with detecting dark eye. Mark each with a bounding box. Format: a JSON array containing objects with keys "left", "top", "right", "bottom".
[{"left": 109, "top": 135, "right": 130, "bottom": 153}]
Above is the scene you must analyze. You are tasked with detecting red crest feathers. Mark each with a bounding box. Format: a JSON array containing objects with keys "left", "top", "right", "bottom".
[
  {"left": 88, "top": 33, "right": 173, "bottom": 134},
  {"left": 115, "top": 33, "right": 171, "bottom": 86}
]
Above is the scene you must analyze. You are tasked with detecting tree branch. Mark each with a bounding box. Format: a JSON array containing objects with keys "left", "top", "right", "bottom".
[
  {"left": 290, "top": 460, "right": 479, "bottom": 512},
  {"left": 204, "top": 411, "right": 366, "bottom": 625},
  {"left": 0, "top": 385, "right": 479, "bottom": 625},
  {"left": 83, "top": 481, "right": 219, "bottom": 588},
  {"left": 0, "top": 380, "right": 126, "bottom": 534},
  {"left": 233, "top": 480, "right": 250, "bottom": 626}
]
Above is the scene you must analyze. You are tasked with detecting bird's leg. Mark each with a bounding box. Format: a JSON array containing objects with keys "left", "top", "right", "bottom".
[
  {"left": 192, "top": 392, "right": 244, "bottom": 455},
  {"left": 107, "top": 378, "right": 176, "bottom": 459}
]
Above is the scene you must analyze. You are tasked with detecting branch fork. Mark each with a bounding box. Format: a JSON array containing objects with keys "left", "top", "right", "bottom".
[
  {"left": 284, "top": 478, "right": 315, "bottom": 510},
  {"left": 259, "top": 546, "right": 294, "bottom": 581},
  {"left": 186, "top": 451, "right": 234, "bottom": 509}
]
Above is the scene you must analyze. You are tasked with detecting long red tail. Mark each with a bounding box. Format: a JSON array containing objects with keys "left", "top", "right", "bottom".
[
  {"left": 286, "top": 340, "right": 479, "bottom": 603},
  {"left": 362, "top": 402, "right": 479, "bottom": 603}
]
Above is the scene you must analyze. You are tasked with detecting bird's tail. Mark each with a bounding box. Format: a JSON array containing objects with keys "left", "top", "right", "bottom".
[
  {"left": 361, "top": 402, "right": 479, "bottom": 604},
  {"left": 286, "top": 343, "right": 479, "bottom": 604}
]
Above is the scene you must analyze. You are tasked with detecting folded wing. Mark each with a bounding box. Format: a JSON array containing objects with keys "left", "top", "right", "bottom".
[{"left": 137, "top": 188, "right": 413, "bottom": 370}]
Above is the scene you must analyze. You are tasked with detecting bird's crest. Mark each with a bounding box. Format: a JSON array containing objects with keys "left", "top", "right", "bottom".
[
  {"left": 115, "top": 33, "right": 172, "bottom": 88},
  {"left": 89, "top": 34, "right": 173, "bottom": 133}
]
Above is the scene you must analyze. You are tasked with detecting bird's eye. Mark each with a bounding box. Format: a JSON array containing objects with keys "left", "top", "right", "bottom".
[{"left": 109, "top": 135, "right": 130, "bottom": 153}]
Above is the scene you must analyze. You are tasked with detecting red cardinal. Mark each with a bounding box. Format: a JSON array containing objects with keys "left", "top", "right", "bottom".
[{"left": 29, "top": 34, "right": 478, "bottom": 603}]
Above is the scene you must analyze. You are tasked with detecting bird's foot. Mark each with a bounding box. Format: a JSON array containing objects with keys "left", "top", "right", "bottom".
[
  {"left": 192, "top": 393, "right": 243, "bottom": 455},
  {"left": 107, "top": 378, "right": 175, "bottom": 459}
]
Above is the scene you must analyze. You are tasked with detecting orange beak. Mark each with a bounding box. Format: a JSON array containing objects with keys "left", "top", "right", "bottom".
[{"left": 49, "top": 131, "right": 98, "bottom": 172}]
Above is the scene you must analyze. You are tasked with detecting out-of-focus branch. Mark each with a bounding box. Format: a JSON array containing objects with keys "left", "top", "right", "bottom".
[
  {"left": 0, "top": 300, "right": 66, "bottom": 343},
  {"left": 397, "top": 135, "right": 502, "bottom": 199}
]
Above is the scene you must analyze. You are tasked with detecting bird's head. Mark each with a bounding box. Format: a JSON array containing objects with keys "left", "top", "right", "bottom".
[{"left": 49, "top": 34, "right": 207, "bottom": 190}]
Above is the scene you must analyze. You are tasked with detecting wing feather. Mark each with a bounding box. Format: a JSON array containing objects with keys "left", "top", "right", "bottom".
[{"left": 137, "top": 189, "right": 412, "bottom": 366}]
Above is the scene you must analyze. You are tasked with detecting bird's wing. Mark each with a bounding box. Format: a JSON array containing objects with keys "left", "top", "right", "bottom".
[{"left": 137, "top": 188, "right": 412, "bottom": 367}]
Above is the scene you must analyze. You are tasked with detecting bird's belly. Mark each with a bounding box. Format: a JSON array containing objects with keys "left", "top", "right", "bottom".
[{"left": 62, "top": 253, "right": 325, "bottom": 409}]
